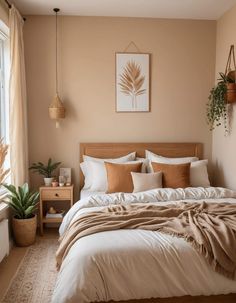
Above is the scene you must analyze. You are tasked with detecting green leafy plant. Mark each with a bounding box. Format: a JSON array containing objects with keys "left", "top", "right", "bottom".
[
  {"left": 29, "top": 158, "right": 61, "bottom": 178},
  {"left": 206, "top": 72, "right": 234, "bottom": 132},
  {"left": 2, "top": 183, "right": 39, "bottom": 219}
]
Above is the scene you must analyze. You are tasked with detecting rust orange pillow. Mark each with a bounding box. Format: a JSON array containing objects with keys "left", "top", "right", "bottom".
[
  {"left": 105, "top": 162, "right": 142, "bottom": 193},
  {"left": 151, "top": 162, "right": 191, "bottom": 188}
]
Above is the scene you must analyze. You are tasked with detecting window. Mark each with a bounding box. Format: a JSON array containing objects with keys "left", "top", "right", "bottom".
[{"left": 0, "top": 20, "right": 10, "bottom": 197}]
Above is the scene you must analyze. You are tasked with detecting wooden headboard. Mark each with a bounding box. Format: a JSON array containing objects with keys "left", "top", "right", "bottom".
[{"left": 79, "top": 142, "right": 203, "bottom": 189}]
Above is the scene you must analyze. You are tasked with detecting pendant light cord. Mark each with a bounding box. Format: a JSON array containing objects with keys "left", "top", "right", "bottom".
[
  {"left": 54, "top": 8, "right": 60, "bottom": 95},
  {"left": 56, "top": 9, "right": 58, "bottom": 95}
]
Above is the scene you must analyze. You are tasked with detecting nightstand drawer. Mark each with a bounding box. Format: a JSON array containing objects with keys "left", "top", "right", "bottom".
[{"left": 41, "top": 189, "right": 71, "bottom": 200}]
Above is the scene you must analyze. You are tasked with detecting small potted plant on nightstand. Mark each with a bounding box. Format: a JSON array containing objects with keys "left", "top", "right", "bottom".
[
  {"left": 29, "top": 158, "right": 61, "bottom": 186},
  {"left": 2, "top": 183, "right": 39, "bottom": 246}
]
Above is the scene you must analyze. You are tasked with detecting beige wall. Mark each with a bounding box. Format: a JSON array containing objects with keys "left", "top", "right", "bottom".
[
  {"left": 0, "top": 1, "right": 8, "bottom": 26},
  {"left": 212, "top": 5, "right": 236, "bottom": 190},
  {"left": 24, "top": 16, "right": 216, "bottom": 199}
]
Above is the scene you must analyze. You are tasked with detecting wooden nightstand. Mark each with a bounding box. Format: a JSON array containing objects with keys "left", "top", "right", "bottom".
[{"left": 39, "top": 185, "right": 74, "bottom": 235}]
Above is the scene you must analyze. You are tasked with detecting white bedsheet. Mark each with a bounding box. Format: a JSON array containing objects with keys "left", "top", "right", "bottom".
[
  {"left": 80, "top": 189, "right": 105, "bottom": 199},
  {"left": 53, "top": 187, "right": 236, "bottom": 303}
]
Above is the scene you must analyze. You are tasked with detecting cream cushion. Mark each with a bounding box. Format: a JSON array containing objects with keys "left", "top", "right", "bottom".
[
  {"left": 131, "top": 172, "right": 163, "bottom": 193},
  {"left": 190, "top": 160, "right": 210, "bottom": 187}
]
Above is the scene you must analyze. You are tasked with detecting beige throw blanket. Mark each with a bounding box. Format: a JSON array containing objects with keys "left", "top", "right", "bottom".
[{"left": 56, "top": 202, "right": 236, "bottom": 279}]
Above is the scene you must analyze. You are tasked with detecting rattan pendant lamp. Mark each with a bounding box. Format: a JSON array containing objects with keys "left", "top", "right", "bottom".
[{"left": 49, "top": 8, "right": 66, "bottom": 128}]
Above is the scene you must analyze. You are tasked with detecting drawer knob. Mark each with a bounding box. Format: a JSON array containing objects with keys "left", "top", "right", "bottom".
[{"left": 55, "top": 193, "right": 59, "bottom": 197}]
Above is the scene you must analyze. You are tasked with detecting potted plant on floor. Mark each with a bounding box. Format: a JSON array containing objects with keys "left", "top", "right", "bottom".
[
  {"left": 2, "top": 183, "right": 39, "bottom": 246},
  {"left": 29, "top": 158, "right": 61, "bottom": 186}
]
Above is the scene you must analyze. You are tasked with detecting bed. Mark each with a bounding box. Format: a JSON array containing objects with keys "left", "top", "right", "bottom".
[{"left": 52, "top": 143, "right": 236, "bottom": 303}]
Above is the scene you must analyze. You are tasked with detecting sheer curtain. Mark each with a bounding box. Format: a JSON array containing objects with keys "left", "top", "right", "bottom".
[{"left": 9, "top": 5, "right": 28, "bottom": 186}]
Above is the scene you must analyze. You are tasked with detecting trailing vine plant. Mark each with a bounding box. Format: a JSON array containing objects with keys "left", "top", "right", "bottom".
[{"left": 206, "top": 72, "right": 234, "bottom": 133}]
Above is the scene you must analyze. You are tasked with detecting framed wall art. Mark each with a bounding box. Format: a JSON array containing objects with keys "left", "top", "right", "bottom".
[
  {"left": 59, "top": 168, "right": 71, "bottom": 185},
  {"left": 116, "top": 53, "right": 150, "bottom": 112}
]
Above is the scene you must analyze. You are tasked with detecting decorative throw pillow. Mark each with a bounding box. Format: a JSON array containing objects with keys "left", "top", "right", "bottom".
[
  {"left": 131, "top": 172, "right": 162, "bottom": 193},
  {"left": 105, "top": 162, "right": 142, "bottom": 193},
  {"left": 89, "top": 160, "right": 147, "bottom": 192},
  {"left": 190, "top": 160, "right": 210, "bottom": 187},
  {"left": 151, "top": 162, "right": 191, "bottom": 188}
]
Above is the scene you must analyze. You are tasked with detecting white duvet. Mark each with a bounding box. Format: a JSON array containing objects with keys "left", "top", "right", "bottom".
[{"left": 52, "top": 187, "right": 236, "bottom": 303}]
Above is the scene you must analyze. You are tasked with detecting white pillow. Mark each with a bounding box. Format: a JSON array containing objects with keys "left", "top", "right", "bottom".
[
  {"left": 89, "top": 160, "right": 147, "bottom": 192},
  {"left": 131, "top": 172, "right": 162, "bottom": 193},
  {"left": 136, "top": 157, "right": 149, "bottom": 172},
  {"left": 80, "top": 161, "right": 91, "bottom": 189},
  {"left": 190, "top": 160, "right": 210, "bottom": 187},
  {"left": 83, "top": 152, "right": 136, "bottom": 163},
  {"left": 145, "top": 150, "right": 199, "bottom": 172},
  {"left": 80, "top": 152, "right": 136, "bottom": 189}
]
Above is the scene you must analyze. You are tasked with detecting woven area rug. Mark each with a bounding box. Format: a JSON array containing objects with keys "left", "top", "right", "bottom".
[{"left": 2, "top": 238, "right": 58, "bottom": 303}]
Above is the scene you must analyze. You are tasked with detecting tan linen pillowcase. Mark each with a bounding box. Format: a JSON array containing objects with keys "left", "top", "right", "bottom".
[
  {"left": 131, "top": 172, "right": 163, "bottom": 193},
  {"left": 151, "top": 162, "right": 191, "bottom": 188},
  {"left": 105, "top": 162, "right": 142, "bottom": 193}
]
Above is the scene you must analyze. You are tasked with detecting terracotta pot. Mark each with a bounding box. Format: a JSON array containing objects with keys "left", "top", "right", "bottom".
[
  {"left": 226, "top": 83, "right": 236, "bottom": 104},
  {"left": 12, "top": 215, "right": 37, "bottom": 247},
  {"left": 227, "top": 70, "right": 235, "bottom": 82}
]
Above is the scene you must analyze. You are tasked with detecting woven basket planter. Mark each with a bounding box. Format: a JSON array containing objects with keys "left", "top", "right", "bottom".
[{"left": 12, "top": 215, "right": 37, "bottom": 247}]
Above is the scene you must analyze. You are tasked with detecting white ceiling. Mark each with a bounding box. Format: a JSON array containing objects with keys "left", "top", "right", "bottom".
[{"left": 13, "top": 0, "right": 236, "bottom": 20}]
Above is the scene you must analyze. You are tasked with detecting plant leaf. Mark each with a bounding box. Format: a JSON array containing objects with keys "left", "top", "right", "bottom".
[
  {"left": 3, "top": 183, "right": 39, "bottom": 219},
  {"left": 118, "top": 60, "right": 146, "bottom": 98}
]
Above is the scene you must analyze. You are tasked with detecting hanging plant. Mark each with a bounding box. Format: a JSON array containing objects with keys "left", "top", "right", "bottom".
[
  {"left": 207, "top": 73, "right": 229, "bottom": 131},
  {"left": 207, "top": 45, "right": 236, "bottom": 132}
]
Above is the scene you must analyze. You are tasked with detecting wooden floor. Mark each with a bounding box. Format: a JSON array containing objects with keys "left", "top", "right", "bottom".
[{"left": 0, "top": 228, "right": 58, "bottom": 301}]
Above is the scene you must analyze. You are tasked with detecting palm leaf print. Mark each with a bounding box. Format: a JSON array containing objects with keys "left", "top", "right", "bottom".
[{"left": 118, "top": 60, "right": 146, "bottom": 109}]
